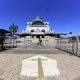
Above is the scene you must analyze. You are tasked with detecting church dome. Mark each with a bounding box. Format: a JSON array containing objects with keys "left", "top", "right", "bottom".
[{"left": 32, "top": 16, "right": 44, "bottom": 25}]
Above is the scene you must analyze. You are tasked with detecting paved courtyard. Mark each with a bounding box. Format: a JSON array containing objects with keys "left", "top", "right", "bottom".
[{"left": 0, "top": 44, "right": 80, "bottom": 80}]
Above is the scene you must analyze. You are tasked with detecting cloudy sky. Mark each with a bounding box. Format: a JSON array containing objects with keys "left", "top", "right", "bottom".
[{"left": 0, "top": 0, "right": 80, "bottom": 35}]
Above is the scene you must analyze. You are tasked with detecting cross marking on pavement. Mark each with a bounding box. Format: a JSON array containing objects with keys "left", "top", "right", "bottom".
[{"left": 32, "top": 57, "right": 47, "bottom": 78}]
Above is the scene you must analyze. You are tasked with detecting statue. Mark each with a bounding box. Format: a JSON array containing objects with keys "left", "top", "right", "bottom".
[{"left": 37, "top": 37, "right": 42, "bottom": 46}]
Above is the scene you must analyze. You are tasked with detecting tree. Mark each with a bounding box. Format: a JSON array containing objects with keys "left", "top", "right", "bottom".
[
  {"left": 9, "top": 24, "right": 18, "bottom": 47},
  {"left": 9, "top": 24, "right": 18, "bottom": 34}
]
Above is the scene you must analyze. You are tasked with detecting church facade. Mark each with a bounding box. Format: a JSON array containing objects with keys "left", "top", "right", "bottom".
[
  {"left": 23, "top": 16, "right": 53, "bottom": 33},
  {"left": 21, "top": 16, "right": 66, "bottom": 38}
]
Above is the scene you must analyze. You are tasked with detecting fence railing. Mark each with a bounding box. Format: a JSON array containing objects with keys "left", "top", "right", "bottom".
[
  {"left": 56, "top": 37, "right": 80, "bottom": 57},
  {"left": 0, "top": 36, "right": 17, "bottom": 50}
]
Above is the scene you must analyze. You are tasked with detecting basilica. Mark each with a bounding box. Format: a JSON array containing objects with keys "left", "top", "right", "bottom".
[{"left": 21, "top": 16, "right": 66, "bottom": 38}]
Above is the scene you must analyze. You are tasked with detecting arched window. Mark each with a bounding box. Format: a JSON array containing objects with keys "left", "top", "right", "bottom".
[
  {"left": 41, "top": 29, "right": 45, "bottom": 32},
  {"left": 31, "top": 29, "right": 34, "bottom": 32}
]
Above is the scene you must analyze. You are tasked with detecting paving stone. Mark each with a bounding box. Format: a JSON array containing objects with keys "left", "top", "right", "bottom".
[
  {"left": 9, "top": 65, "right": 21, "bottom": 75},
  {"left": 0, "top": 72, "right": 13, "bottom": 80},
  {"left": 0, "top": 44, "right": 80, "bottom": 80},
  {"left": 0, "top": 70, "right": 4, "bottom": 76},
  {"left": 11, "top": 75, "right": 26, "bottom": 80},
  {"left": 0, "top": 78, "right": 4, "bottom": 80},
  {"left": 73, "top": 77, "right": 80, "bottom": 80}
]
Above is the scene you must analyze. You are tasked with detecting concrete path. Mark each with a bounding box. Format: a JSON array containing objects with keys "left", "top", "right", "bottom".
[{"left": 0, "top": 44, "right": 80, "bottom": 80}]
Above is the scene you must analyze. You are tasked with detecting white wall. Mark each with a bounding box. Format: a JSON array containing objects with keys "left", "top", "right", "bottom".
[{"left": 26, "top": 26, "right": 50, "bottom": 32}]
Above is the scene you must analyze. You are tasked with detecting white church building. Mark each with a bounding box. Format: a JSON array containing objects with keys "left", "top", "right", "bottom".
[
  {"left": 23, "top": 16, "right": 53, "bottom": 33},
  {"left": 21, "top": 16, "right": 66, "bottom": 38}
]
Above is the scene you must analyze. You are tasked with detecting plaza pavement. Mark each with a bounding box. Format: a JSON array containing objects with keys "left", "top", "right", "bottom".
[{"left": 0, "top": 44, "right": 80, "bottom": 80}]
